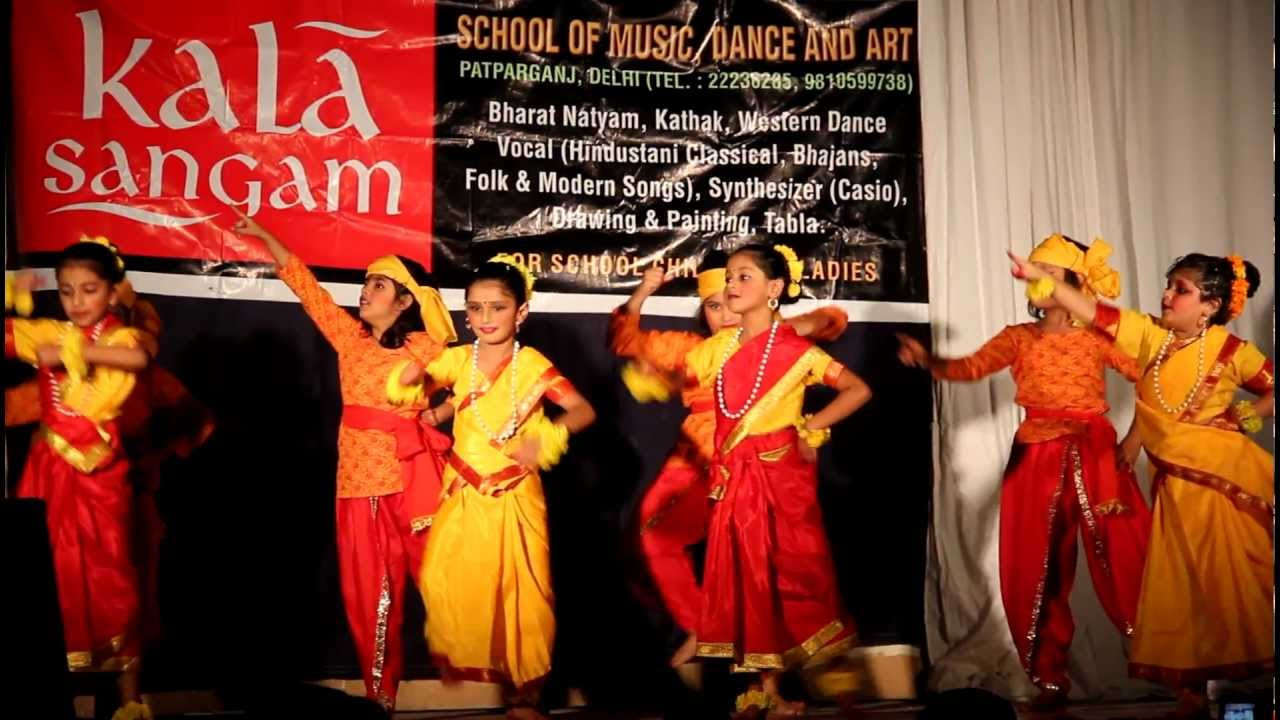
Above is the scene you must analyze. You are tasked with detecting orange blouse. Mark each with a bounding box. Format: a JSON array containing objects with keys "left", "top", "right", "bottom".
[
  {"left": 608, "top": 308, "right": 714, "bottom": 463},
  {"left": 278, "top": 255, "right": 444, "bottom": 498},
  {"left": 934, "top": 324, "right": 1140, "bottom": 443}
]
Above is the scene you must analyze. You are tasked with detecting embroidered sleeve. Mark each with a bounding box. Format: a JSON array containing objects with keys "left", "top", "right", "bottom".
[
  {"left": 542, "top": 368, "right": 577, "bottom": 405},
  {"left": 277, "top": 254, "right": 361, "bottom": 352},
  {"left": 6, "top": 318, "right": 65, "bottom": 365},
  {"left": 932, "top": 326, "right": 1022, "bottom": 381},
  {"left": 403, "top": 332, "right": 445, "bottom": 368},
  {"left": 1234, "top": 342, "right": 1274, "bottom": 395},
  {"left": 5, "top": 381, "right": 40, "bottom": 427},
  {"left": 608, "top": 307, "right": 701, "bottom": 376},
  {"left": 1104, "top": 342, "right": 1142, "bottom": 383}
]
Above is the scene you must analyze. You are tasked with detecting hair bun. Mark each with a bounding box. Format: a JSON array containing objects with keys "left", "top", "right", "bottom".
[{"left": 1243, "top": 260, "right": 1261, "bottom": 298}]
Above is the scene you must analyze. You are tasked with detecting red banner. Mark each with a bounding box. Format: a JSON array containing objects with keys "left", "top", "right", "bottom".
[{"left": 12, "top": 1, "right": 436, "bottom": 270}]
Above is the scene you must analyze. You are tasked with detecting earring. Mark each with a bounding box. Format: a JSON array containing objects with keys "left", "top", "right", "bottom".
[
  {"left": 767, "top": 297, "right": 779, "bottom": 310},
  {"left": 1197, "top": 314, "right": 1208, "bottom": 329}
]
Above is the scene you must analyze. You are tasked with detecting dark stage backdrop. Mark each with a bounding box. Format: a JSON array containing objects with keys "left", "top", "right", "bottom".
[{"left": 5, "top": 0, "right": 932, "bottom": 706}]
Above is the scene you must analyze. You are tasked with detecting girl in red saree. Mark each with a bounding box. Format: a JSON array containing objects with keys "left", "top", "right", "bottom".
[
  {"left": 228, "top": 210, "right": 455, "bottom": 709},
  {"left": 609, "top": 253, "right": 848, "bottom": 668},
  {"left": 681, "top": 243, "right": 871, "bottom": 717},
  {"left": 7, "top": 280, "right": 215, "bottom": 650},
  {"left": 1009, "top": 249, "right": 1273, "bottom": 719},
  {"left": 6, "top": 239, "right": 153, "bottom": 720},
  {"left": 899, "top": 234, "right": 1151, "bottom": 707}
]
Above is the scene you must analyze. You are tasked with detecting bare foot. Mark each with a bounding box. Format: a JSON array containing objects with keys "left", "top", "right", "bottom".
[
  {"left": 506, "top": 705, "right": 549, "bottom": 720},
  {"left": 762, "top": 671, "right": 805, "bottom": 718},
  {"left": 670, "top": 633, "right": 699, "bottom": 667}
]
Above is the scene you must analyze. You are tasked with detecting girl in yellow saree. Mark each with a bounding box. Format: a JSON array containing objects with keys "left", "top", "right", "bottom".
[
  {"left": 407, "top": 256, "right": 596, "bottom": 720},
  {"left": 1008, "top": 250, "right": 1273, "bottom": 716}
]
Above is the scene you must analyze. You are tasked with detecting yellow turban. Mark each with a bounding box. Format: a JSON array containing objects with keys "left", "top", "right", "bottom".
[
  {"left": 696, "top": 268, "right": 726, "bottom": 300},
  {"left": 365, "top": 256, "right": 457, "bottom": 344},
  {"left": 1028, "top": 234, "right": 1121, "bottom": 300}
]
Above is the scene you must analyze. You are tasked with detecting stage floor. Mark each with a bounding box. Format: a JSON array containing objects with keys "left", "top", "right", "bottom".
[{"left": 391, "top": 701, "right": 1181, "bottom": 719}]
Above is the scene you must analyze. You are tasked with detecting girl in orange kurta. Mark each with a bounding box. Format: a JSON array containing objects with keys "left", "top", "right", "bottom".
[
  {"left": 6, "top": 239, "right": 154, "bottom": 720},
  {"left": 901, "top": 235, "right": 1151, "bottom": 706},
  {"left": 609, "top": 252, "right": 848, "bottom": 668},
  {"left": 229, "top": 210, "right": 456, "bottom": 709},
  {"left": 1009, "top": 249, "right": 1273, "bottom": 718}
]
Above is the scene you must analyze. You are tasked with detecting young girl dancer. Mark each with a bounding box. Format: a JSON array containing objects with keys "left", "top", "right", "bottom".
[
  {"left": 1008, "top": 249, "right": 1272, "bottom": 717},
  {"left": 609, "top": 253, "right": 848, "bottom": 668},
  {"left": 409, "top": 256, "right": 595, "bottom": 720},
  {"left": 6, "top": 238, "right": 152, "bottom": 720},
  {"left": 229, "top": 210, "right": 455, "bottom": 709},
  {"left": 7, "top": 277, "right": 215, "bottom": 649},
  {"left": 678, "top": 243, "right": 871, "bottom": 716},
  {"left": 899, "top": 234, "right": 1151, "bottom": 706}
]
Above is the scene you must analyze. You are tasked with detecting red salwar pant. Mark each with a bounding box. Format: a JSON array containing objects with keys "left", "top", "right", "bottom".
[
  {"left": 1001, "top": 411, "right": 1151, "bottom": 692},
  {"left": 336, "top": 405, "right": 449, "bottom": 707},
  {"left": 19, "top": 435, "right": 140, "bottom": 671},
  {"left": 337, "top": 492, "right": 427, "bottom": 706},
  {"left": 636, "top": 445, "right": 711, "bottom": 632},
  {"left": 698, "top": 428, "right": 854, "bottom": 670}
]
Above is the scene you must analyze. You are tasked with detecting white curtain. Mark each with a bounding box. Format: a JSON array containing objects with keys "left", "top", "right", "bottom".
[{"left": 918, "top": 0, "right": 1273, "bottom": 701}]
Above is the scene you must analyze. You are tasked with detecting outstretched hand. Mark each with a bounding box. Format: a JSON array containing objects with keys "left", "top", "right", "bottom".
[
  {"left": 895, "top": 332, "right": 930, "bottom": 368},
  {"left": 1007, "top": 251, "right": 1047, "bottom": 282},
  {"left": 229, "top": 205, "right": 270, "bottom": 240}
]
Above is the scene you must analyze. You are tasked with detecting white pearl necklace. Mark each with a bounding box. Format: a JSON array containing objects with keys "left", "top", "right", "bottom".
[
  {"left": 715, "top": 321, "right": 779, "bottom": 420},
  {"left": 1151, "top": 327, "right": 1207, "bottom": 415},
  {"left": 469, "top": 338, "right": 520, "bottom": 442},
  {"left": 50, "top": 320, "right": 107, "bottom": 417}
]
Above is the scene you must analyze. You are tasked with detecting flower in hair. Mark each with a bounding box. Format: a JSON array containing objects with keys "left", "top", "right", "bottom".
[
  {"left": 487, "top": 253, "right": 536, "bottom": 300},
  {"left": 772, "top": 243, "right": 804, "bottom": 298}
]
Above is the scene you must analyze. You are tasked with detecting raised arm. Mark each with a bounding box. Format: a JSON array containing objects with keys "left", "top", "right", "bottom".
[
  {"left": 1009, "top": 251, "right": 1098, "bottom": 325},
  {"left": 786, "top": 306, "right": 848, "bottom": 342},
  {"left": 227, "top": 207, "right": 359, "bottom": 347}
]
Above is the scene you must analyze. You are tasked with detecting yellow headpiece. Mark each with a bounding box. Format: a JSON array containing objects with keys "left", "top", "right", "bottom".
[
  {"left": 1027, "top": 234, "right": 1120, "bottom": 300},
  {"left": 365, "top": 256, "right": 457, "bottom": 344},
  {"left": 772, "top": 243, "right": 804, "bottom": 298},
  {"left": 696, "top": 268, "right": 726, "bottom": 301},
  {"left": 487, "top": 253, "right": 536, "bottom": 302},
  {"left": 78, "top": 235, "right": 126, "bottom": 272}
]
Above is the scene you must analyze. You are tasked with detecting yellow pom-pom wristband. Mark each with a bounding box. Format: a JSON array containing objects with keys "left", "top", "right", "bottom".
[
  {"left": 1026, "top": 276, "right": 1056, "bottom": 302},
  {"left": 795, "top": 414, "right": 831, "bottom": 449},
  {"left": 520, "top": 415, "right": 570, "bottom": 471},
  {"left": 1232, "top": 400, "right": 1263, "bottom": 434},
  {"left": 385, "top": 359, "right": 425, "bottom": 406},
  {"left": 621, "top": 362, "right": 673, "bottom": 403},
  {"left": 6, "top": 273, "right": 34, "bottom": 317},
  {"left": 59, "top": 328, "right": 89, "bottom": 382}
]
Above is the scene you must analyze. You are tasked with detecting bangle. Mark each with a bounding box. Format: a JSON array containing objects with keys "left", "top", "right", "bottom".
[
  {"left": 1232, "top": 400, "right": 1263, "bottom": 434},
  {"left": 795, "top": 414, "right": 831, "bottom": 449},
  {"left": 1026, "top": 276, "right": 1056, "bottom": 302},
  {"left": 621, "top": 361, "right": 673, "bottom": 403}
]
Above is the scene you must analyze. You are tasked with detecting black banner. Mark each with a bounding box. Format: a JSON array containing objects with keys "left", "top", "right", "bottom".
[{"left": 431, "top": 0, "right": 925, "bottom": 304}]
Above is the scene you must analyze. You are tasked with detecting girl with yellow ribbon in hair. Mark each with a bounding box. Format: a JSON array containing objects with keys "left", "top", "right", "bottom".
[
  {"left": 1008, "top": 249, "right": 1272, "bottom": 718},
  {"left": 676, "top": 243, "right": 871, "bottom": 717},
  {"left": 900, "top": 234, "right": 1150, "bottom": 708},
  {"left": 227, "top": 208, "right": 456, "bottom": 710},
  {"left": 395, "top": 256, "right": 594, "bottom": 720},
  {"left": 6, "top": 238, "right": 154, "bottom": 720},
  {"left": 608, "top": 250, "right": 848, "bottom": 669}
]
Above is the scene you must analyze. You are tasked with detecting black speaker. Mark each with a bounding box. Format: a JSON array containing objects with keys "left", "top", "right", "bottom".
[{"left": 0, "top": 498, "right": 75, "bottom": 719}]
